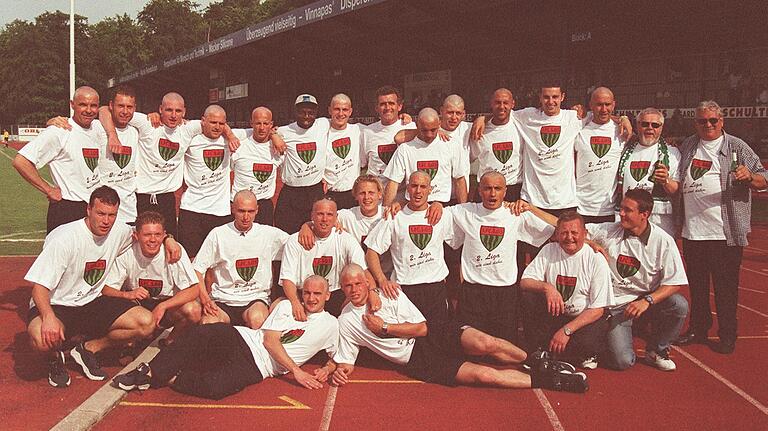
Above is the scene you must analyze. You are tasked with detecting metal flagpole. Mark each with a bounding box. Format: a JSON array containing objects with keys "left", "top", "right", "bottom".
[{"left": 69, "top": 0, "right": 75, "bottom": 116}]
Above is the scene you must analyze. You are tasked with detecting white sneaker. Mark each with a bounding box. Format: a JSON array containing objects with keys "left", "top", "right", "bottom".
[
  {"left": 580, "top": 356, "right": 598, "bottom": 370},
  {"left": 645, "top": 349, "right": 676, "bottom": 371}
]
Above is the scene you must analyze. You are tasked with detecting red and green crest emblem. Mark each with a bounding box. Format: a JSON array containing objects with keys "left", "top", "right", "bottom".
[
  {"left": 617, "top": 254, "right": 641, "bottom": 279},
  {"left": 590, "top": 136, "right": 612, "bottom": 158},
  {"left": 280, "top": 329, "right": 305, "bottom": 344},
  {"left": 297, "top": 142, "right": 317, "bottom": 164},
  {"left": 332, "top": 137, "right": 351, "bottom": 159},
  {"left": 158, "top": 138, "right": 180, "bottom": 161},
  {"left": 690, "top": 159, "right": 712, "bottom": 181},
  {"left": 629, "top": 161, "right": 651, "bottom": 182},
  {"left": 312, "top": 256, "right": 333, "bottom": 277},
  {"left": 82, "top": 148, "right": 99, "bottom": 172},
  {"left": 252, "top": 163, "right": 273, "bottom": 183},
  {"left": 540, "top": 125, "right": 561, "bottom": 147},
  {"left": 378, "top": 144, "right": 396, "bottom": 165},
  {"left": 111, "top": 145, "right": 132, "bottom": 169},
  {"left": 555, "top": 275, "right": 577, "bottom": 302},
  {"left": 409, "top": 225, "right": 433, "bottom": 250},
  {"left": 492, "top": 141, "right": 514, "bottom": 164},
  {"left": 236, "top": 258, "right": 259, "bottom": 282},
  {"left": 479, "top": 225, "right": 505, "bottom": 252},
  {"left": 83, "top": 259, "right": 106, "bottom": 286},
  {"left": 203, "top": 148, "right": 224, "bottom": 171},
  {"left": 416, "top": 160, "right": 438, "bottom": 181},
  {"left": 139, "top": 278, "right": 163, "bottom": 298}
]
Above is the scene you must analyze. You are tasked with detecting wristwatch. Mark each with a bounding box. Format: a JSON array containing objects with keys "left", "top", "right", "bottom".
[
  {"left": 381, "top": 322, "right": 389, "bottom": 335},
  {"left": 643, "top": 294, "right": 654, "bottom": 306},
  {"left": 563, "top": 327, "right": 573, "bottom": 336}
]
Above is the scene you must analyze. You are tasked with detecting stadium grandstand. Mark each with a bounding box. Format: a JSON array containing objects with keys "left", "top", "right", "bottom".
[{"left": 109, "top": 0, "right": 768, "bottom": 155}]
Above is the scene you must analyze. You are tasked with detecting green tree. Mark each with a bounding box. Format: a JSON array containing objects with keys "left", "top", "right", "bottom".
[{"left": 138, "top": 0, "right": 207, "bottom": 62}]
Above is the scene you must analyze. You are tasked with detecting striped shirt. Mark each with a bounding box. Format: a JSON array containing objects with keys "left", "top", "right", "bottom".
[{"left": 677, "top": 132, "right": 767, "bottom": 246}]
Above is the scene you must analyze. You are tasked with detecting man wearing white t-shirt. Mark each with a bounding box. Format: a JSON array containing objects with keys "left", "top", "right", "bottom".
[
  {"left": 521, "top": 212, "right": 613, "bottom": 366},
  {"left": 332, "top": 265, "right": 588, "bottom": 393},
  {"left": 616, "top": 108, "right": 680, "bottom": 236},
  {"left": 194, "top": 191, "right": 289, "bottom": 329},
  {"left": 114, "top": 275, "right": 338, "bottom": 399},
  {"left": 383, "top": 108, "right": 468, "bottom": 206},
  {"left": 274, "top": 94, "right": 330, "bottom": 234},
  {"left": 448, "top": 172, "right": 555, "bottom": 343},
  {"left": 280, "top": 198, "right": 371, "bottom": 319},
  {"left": 177, "top": 105, "right": 233, "bottom": 257},
  {"left": 366, "top": 171, "right": 454, "bottom": 325},
  {"left": 675, "top": 100, "right": 768, "bottom": 354},
  {"left": 102, "top": 211, "right": 201, "bottom": 344},
  {"left": 586, "top": 189, "right": 689, "bottom": 371},
  {"left": 14, "top": 86, "right": 102, "bottom": 233},
  {"left": 24, "top": 187, "right": 166, "bottom": 388},
  {"left": 361, "top": 86, "right": 416, "bottom": 185},
  {"left": 324, "top": 93, "right": 364, "bottom": 210},
  {"left": 575, "top": 87, "right": 626, "bottom": 224},
  {"left": 230, "top": 107, "right": 284, "bottom": 226},
  {"left": 470, "top": 88, "right": 524, "bottom": 202}
]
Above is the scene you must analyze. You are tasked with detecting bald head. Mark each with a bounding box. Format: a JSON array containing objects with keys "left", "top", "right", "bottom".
[
  {"left": 440, "top": 94, "right": 466, "bottom": 131},
  {"left": 589, "top": 86, "right": 616, "bottom": 124},
  {"left": 159, "top": 92, "right": 186, "bottom": 128},
  {"left": 418, "top": 107, "right": 439, "bottom": 123},
  {"left": 303, "top": 275, "right": 330, "bottom": 292},
  {"left": 73, "top": 86, "right": 98, "bottom": 101},
  {"left": 416, "top": 107, "right": 440, "bottom": 143},
  {"left": 409, "top": 170, "right": 432, "bottom": 185},
  {"left": 329, "top": 93, "right": 353, "bottom": 129},
  {"left": 233, "top": 189, "right": 257, "bottom": 206},
  {"left": 250, "top": 107, "right": 274, "bottom": 142},
  {"left": 201, "top": 104, "right": 227, "bottom": 139},
  {"left": 204, "top": 104, "right": 226, "bottom": 117},
  {"left": 442, "top": 94, "right": 464, "bottom": 110},
  {"left": 71, "top": 86, "right": 100, "bottom": 128},
  {"left": 590, "top": 87, "right": 614, "bottom": 102},
  {"left": 330, "top": 93, "right": 352, "bottom": 106},
  {"left": 490, "top": 88, "right": 515, "bottom": 124},
  {"left": 232, "top": 190, "right": 258, "bottom": 232},
  {"left": 340, "top": 263, "right": 366, "bottom": 285},
  {"left": 162, "top": 92, "right": 185, "bottom": 106}
]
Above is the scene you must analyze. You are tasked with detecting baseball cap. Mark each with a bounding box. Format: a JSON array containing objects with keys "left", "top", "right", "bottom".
[{"left": 295, "top": 94, "right": 318, "bottom": 105}]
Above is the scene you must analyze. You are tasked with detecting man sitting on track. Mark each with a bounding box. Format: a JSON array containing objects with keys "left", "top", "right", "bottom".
[
  {"left": 101, "top": 211, "right": 201, "bottom": 345},
  {"left": 331, "top": 264, "right": 589, "bottom": 393},
  {"left": 114, "top": 275, "right": 339, "bottom": 400},
  {"left": 24, "top": 186, "right": 180, "bottom": 388}
]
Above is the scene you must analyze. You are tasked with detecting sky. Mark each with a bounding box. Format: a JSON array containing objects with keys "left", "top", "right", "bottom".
[{"left": 0, "top": 0, "right": 218, "bottom": 28}]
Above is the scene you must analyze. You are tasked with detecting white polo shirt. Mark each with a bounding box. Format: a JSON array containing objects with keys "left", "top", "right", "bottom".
[
  {"left": 230, "top": 130, "right": 283, "bottom": 201},
  {"left": 471, "top": 119, "right": 524, "bottom": 185},
  {"left": 574, "top": 121, "right": 625, "bottom": 216},
  {"left": 180, "top": 134, "right": 231, "bottom": 216},
  {"left": 325, "top": 124, "right": 363, "bottom": 192},
  {"left": 277, "top": 117, "right": 330, "bottom": 187}
]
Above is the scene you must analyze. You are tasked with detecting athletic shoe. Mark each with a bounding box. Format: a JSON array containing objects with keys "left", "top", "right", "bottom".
[
  {"left": 536, "top": 368, "right": 589, "bottom": 393},
  {"left": 114, "top": 362, "right": 151, "bottom": 391},
  {"left": 580, "top": 356, "right": 598, "bottom": 370},
  {"left": 522, "top": 348, "right": 549, "bottom": 371},
  {"left": 70, "top": 342, "right": 107, "bottom": 381},
  {"left": 538, "top": 358, "right": 577, "bottom": 374},
  {"left": 48, "top": 350, "right": 70, "bottom": 388},
  {"left": 645, "top": 348, "right": 676, "bottom": 371}
]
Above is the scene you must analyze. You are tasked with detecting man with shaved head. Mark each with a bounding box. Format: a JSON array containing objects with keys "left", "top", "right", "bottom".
[
  {"left": 280, "top": 198, "right": 371, "bottom": 318},
  {"left": 177, "top": 104, "right": 234, "bottom": 257},
  {"left": 324, "top": 93, "right": 364, "bottom": 209},
  {"left": 15, "top": 86, "right": 103, "bottom": 232},
  {"left": 574, "top": 87, "right": 626, "bottom": 223},
  {"left": 194, "top": 190, "right": 290, "bottom": 329},
  {"left": 382, "top": 107, "right": 469, "bottom": 207},
  {"left": 230, "top": 107, "right": 284, "bottom": 225}
]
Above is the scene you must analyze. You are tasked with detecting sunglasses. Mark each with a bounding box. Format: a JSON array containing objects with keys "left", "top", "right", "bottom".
[
  {"left": 695, "top": 118, "right": 720, "bottom": 126},
  {"left": 639, "top": 121, "right": 662, "bottom": 129}
]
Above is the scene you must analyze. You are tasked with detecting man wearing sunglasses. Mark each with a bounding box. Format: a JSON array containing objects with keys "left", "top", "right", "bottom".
[
  {"left": 616, "top": 108, "right": 680, "bottom": 236},
  {"left": 674, "top": 101, "right": 767, "bottom": 354}
]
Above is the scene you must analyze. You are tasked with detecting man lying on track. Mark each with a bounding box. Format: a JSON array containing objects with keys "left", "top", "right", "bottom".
[
  {"left": 331, "top": 264, "right": 589, "bottom": 393},
  {"left": 113, "top": 275, "right": 338, "bottom": 400}
]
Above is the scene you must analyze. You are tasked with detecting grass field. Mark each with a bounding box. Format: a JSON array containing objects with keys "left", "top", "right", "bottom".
[{"left": 0, "top": 146, "right": 49, "bottom": 255}]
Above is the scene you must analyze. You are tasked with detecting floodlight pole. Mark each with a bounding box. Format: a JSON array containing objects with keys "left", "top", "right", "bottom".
[{"left": 69, "top": 0, "right": 75, "bottom": 116}]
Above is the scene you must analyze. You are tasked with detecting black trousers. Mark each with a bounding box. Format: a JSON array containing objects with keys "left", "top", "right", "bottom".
[
  {"left": 255, "top": 198, "right": 275, "bottom": 226},
  {"left": 682, "top": 239, "right": 743, "bottom": 343},
  {"left": 522, "top": 292, "right": 608, "bottom": 359},
  {"left": 149, "top": 323, "right": 263, "bottom": 400},
  {"left": 401, "top": 281, "right": 450, "bottom": 327},
  {"left": 47, "top": 199, "right": 87, "bottom": 233},
  {"left": 137, "top": 192, "right": 178, "bottom": 237},
  {"left": 457, "top": 282, "right": 518, "bottom": 344},
  {"left": 274, "top": 183, "right": 324, "bottom": 234},
  {"left": 325, "top": 190, "right": 357, "bottom": 210},
  {"left": 177, "top": 209, "right": 232, "bottom": 257}
]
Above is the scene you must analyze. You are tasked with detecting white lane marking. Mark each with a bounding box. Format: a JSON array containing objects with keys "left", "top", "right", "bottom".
[
  {"left": 738, "top": 286, "right": 764, "bottom": 294},
  {"left": 0, "top": 230, "right": 45, "bottom": 239},
  {"left": 672, "top": 346, "right": 768, "bottom": 416},
  {"left": 708, "top": 293, "right": 768, "bottom": 317},
  {"left": 0, "top": 239, "right": 44, "bottom": 242},
  {"left": 533, "top": 388, "right": 566, "bottom": 431},
  {"left": 318, "top": 385, "right": 338, "bottom": 431},
  {"left": 742, "top": 267, "right": 768, "bottom": 277}
]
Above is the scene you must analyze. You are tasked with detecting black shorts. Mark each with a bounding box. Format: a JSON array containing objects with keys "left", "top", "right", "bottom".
[
  {"left": 405, "top": 320, "right": 467, "bottom": 387},
  {"left": 216, "top": 299, "right": 268, "bottom": 327},
  {"left": 177, "top": 209, "right": 233, "bottom": 257},
  {"left": 255, "top": 198, "right": 275, "bottom": 226},
  {"left": 137, "top": 191, "right": 178, "bottom": 237},
  {"left": 401, "top": 281, "right": 450, "bottom": 325},
  {"left": 457, "top": 282, "right": 517, "bottom": 343},
  {"left": 580, "top": 214, "right": 616, "bottom": 224},
  {"left": 138, "top": 296, "right": 175, "bottom": 328},
  {"left": 324, "top": 289, "right": 347, "bottom": 317},
  {"left": 28, "top": 296, "right": 138, "bottom": 339},
  {"left": 47, "top": 199, "right": 87, "bottom": 233},
  {"left": 274, "top": 183, "right": 324, "bottom": 234},
  {"left": 325, "top": 190, "right": 356, "bottom": 210}
]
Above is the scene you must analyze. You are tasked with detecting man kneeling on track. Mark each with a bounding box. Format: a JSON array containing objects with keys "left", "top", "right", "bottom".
[
  {"left": 101, "top": 211, "right": 202, "bottom": 345},
  {"left": 114, "top": 275, "right": 338, "bottom": 400},
  {"left": 331, "top": 264, "right": 589, "bottom": 393}
]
